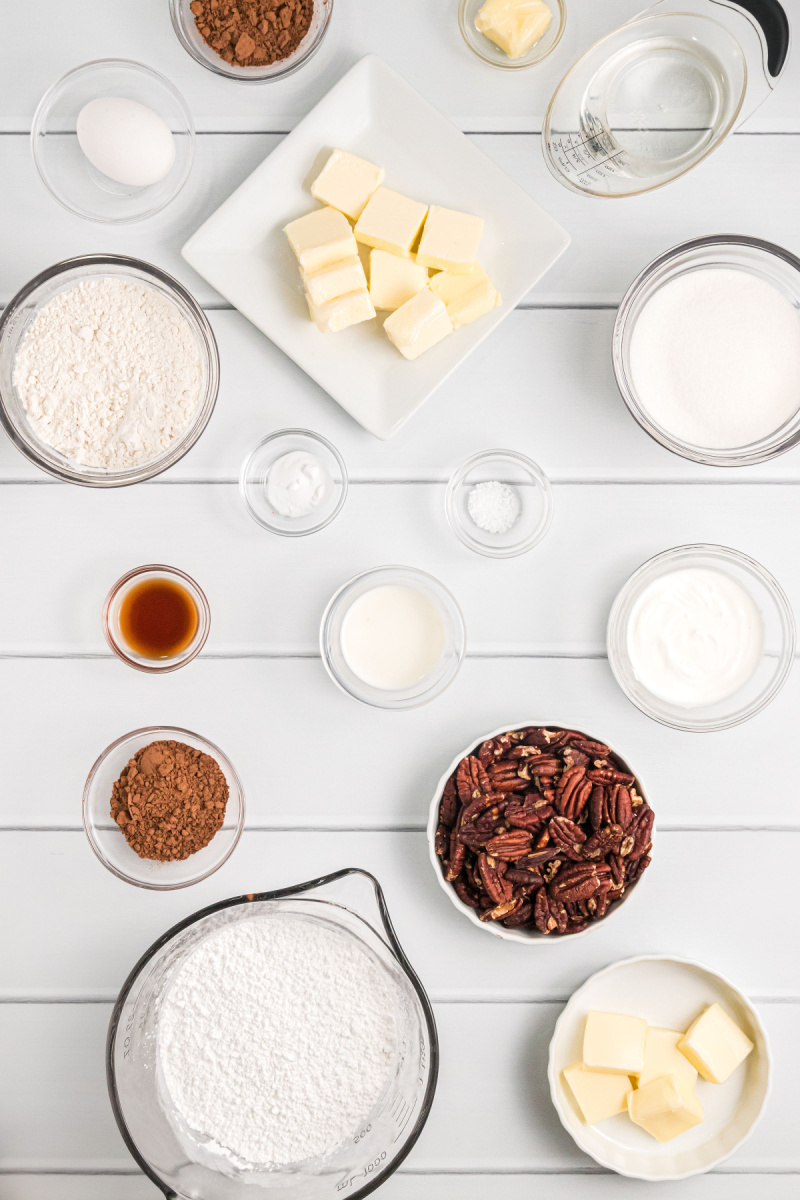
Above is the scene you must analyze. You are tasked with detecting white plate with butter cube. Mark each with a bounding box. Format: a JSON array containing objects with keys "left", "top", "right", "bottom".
[
  {"left": 548, "top": 955, "right": 771, "bottom": 1180},
  {"left": 181, "top": 54, "right": 570, "bottom": 440}
]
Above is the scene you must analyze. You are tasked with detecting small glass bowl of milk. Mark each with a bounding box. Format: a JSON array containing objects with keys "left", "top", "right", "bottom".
[
  {"left": 607, "top": 544, "right": 795, "bottom": 732},
  {"left": 321, "top": 567, "right": 466, "bottom": 709}
]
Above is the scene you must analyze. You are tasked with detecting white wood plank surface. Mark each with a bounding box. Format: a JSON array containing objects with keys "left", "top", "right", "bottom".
[
  {"left": 0, "top": 1002, "right": 796, "bottom": 1172},
  {"left": 5, "top": 309, "right": 800, "bottom": 483},
  {"left": 0, "top": 657, "right": 798, "bottom": 829},
  {"left": 0, "top": 482, "right": 794, "bottom": 654},
  {"left": 1, "top": 831, "right": 797, "bottom": 1002},
  {"left": 3, "top": 0, "right": 800, "bottom": 133},
  {"left": 3, "top": 132, "right": 800, "bottom": 308},
  {"left": 1, "top": 0, "right": 799, "bottom": 1194}
]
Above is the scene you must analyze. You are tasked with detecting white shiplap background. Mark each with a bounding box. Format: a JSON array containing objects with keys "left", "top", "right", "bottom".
[{"left": 1, "top": 1, "right": 799, "bottom": 1196}]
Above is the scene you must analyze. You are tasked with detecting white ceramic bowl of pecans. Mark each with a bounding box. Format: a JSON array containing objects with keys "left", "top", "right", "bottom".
[{"left": 427, "top": 722, "right": 655, "bottom": 943}]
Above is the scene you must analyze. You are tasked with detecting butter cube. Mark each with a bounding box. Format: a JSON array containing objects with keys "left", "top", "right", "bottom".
[
  {"left": 475, "top": 0, "right": 553, "bottom": 60},
  {"left": 678, "top": 1004, "right": 754, "bottom": 1085},
  {"left": 383, "top": 288, "right": 453, "bottom": 360},
  {"left": 416, "top": 205, "right": 484, "bottom": 275},
  {"left": 355, "top": 187, "right": 428, "bottom": 258},
  {"left": 563, "top": 1064, "right": 632, "bottom": 1126},
  {"left": 628, "top": 1074, "right": 704, "bottom": 1143},
  {"left": 583, "top": 1011, "right": 648, "bottom": 1077},
  {"left": 639, "top": 1027, "right": 698, "bottom": 1092},
  {"left": 285, "top": 207, "right": 358, "bottom": 274},
  {"left": 429, "top": 264, "right": 501, "bottom": 328},
  {"left": 306, "top": 288, "right": 375, "bottom": 334},
  {"left": 304, "top": 256, "right": 368, "bottom": 307},
  {"left": 310, "top": 148, "right": 385, "bottom": 221},
  {"left": 370, "top": 249, "right": 428, "bottom": 310}
]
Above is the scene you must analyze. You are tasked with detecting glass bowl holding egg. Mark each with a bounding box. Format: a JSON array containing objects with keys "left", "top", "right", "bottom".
[{"left": 31, "top": 59, "right": 194, "bottom": 224}]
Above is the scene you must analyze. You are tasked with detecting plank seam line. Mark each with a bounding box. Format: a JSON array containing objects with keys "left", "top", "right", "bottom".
[
  {"left": 2, "top": 1166, "right": 798, "bottom": 1176},
  {"left": 2, "top": 995, "right": 797, "bottom": 1006},
  {"left": 3, "top": 823, "right": 799, "bottom": 833},
  {"left": 3, "top": 477, "right": 800, "bottom": 487}
]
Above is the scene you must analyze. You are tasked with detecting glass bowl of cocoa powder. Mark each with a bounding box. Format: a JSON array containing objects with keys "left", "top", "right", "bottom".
[
  {"left": 83, "top": 726, "right": 245, "bottom": 889},
  {"left": 169, "top": 0, "right": 334, "bottom": 82}
]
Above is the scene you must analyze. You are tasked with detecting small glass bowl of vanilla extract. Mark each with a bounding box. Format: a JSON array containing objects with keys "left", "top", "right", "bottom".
[{"left": 103, "top": 565, "right": 210, "bottom": 673}]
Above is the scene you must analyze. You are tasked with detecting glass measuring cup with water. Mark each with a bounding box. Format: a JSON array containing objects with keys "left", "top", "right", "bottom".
[
  {"left": 544, "top": 0, "right": 790, "bottom": 197},
  {"left": 107, "top": 869, "right": 438, "bottom": 1200}
]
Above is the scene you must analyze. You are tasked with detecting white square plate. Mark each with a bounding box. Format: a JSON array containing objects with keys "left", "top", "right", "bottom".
[{"left": 182, "top": 55, "right": 570, "bottom": 440}]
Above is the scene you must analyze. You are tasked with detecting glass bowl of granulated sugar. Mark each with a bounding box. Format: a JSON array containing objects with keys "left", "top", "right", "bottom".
[
  {"left": 0, "top": 254, "right": 219, "bottom": 487},
  {"left": 614, "top": 236, "right": 800, "bottom": 467}
]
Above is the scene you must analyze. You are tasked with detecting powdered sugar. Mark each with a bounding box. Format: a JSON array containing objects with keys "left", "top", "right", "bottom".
[
  {"left": 157, "top": 914, "right": 399, "bottom": 1166},
  {"left": 13, "top": 278, "right": 203, "bottom": 470}
]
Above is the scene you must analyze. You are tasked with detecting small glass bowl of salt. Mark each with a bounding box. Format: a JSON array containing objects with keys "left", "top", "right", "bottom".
[{"left": 445, "top": 449, "right": 553, "bottom": 558}]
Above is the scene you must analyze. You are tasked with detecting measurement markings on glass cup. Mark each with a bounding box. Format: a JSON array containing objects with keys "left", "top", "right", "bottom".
[{"left": 336, "top": 1151, "right": 387, "bottom": 1192}]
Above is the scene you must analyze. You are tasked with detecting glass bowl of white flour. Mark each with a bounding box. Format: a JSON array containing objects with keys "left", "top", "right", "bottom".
[
  {"left": 0, "top": 254, "right": 219, "bottom": 486},
  {"left": 614, "top": 236, "right": 800, "bottom": 467},
  {"left": 107, "top": 868, "right": 438, "bottom": 1199}
]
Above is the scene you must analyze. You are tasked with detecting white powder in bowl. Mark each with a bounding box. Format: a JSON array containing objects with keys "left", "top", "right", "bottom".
[
  {"left": 629, "top": 267, "right": 800, "bottom": 449},
  {"left": 13, "top": 277, "right": 203, "bottom": 470},
  {"left": 467, "top": 480, "right": 521, "bottom": 535},
  {"left": 158, "top": 914, "right": 399, "bottom": 1167}
]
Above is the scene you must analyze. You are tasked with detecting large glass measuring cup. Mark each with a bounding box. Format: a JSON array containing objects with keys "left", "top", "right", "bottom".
[
  {"left": 107, "top": 869, "right": 438, "bottom": 1199},
  {"left": 544, "top": 0, "right": 790, "bottom": 197}
]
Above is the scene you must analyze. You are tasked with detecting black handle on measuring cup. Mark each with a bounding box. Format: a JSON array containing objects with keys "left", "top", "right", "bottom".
[{"left": 730, "top": 0, "right": 790, "bottom": 76}]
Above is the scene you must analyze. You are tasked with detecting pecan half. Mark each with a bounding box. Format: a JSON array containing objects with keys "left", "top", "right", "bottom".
[
  {"left": 549, "top": 815, "right": 587, "bottom": 861},
  {"left": 534, "top": 889, "right": 569, "bottom": 935},
  {"left": 478, "top": 853, "right": 513, "bottom": 905},
  {"left": 485, "top": 830, "right": 533, "bottom": 860}
]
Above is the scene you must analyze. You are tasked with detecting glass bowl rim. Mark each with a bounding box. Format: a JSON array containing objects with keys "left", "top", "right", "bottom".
[
  {"left": 445, "top": 448, "right": 554, "bottom": 558},
  {"left": 82, "top": 724, "right": 245, "bottom": 890},
  {"left": 458, "top": 0, "right": 567, "bottom": 70},
  {"left": 0, "top": 253, "right": 220, "bottom": 487},
  {"left": 427, "top": 721, "right": 654, "bottom": 943},
  {"left": 239, "top": 428, "right": 349, "bottom": 536},
  {"left": 168, "top": 0, "right": 335, "bottom": 82},
  {"left": 30, "top": 57, "right": 196, "bottom": 225},
  {"left": 613, "top": 233, "right": 800, "bottom": 466},
  {"left": 320, "top": 565, "right": 467, "bottom": 710},
  {"left": 102, "top": 564, "right": 211, "bottom": 674},
  {"left": 606, "top": 542, "right": 797, "bottom": 732}
]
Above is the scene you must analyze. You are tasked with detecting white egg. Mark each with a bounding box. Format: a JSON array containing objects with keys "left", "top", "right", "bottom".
[{"left": 76, "top": 97, "right": 176, "bottom": 188}]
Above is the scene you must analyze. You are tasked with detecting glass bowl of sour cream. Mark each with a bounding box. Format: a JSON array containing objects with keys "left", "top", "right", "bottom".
[
  {"left": 320, "top": 566, "right": 466, "bottom": 710},
  {"left": 607, "top": 544, "right": 795, "bottom": 732},
  {"left": 614, "top": 236, "right": 800, "bottom": 467}
]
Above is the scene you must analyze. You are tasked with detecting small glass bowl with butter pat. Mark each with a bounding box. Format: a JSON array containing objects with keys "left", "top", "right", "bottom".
[
  {"left": 240, "top": 429, "right": 348, "bottom": 536},
  {"left": 446, "top": 449, "right": 554, "bottom": 558},
  {"left": 459, "top": 0, "right": 567, "bottom": 70}
]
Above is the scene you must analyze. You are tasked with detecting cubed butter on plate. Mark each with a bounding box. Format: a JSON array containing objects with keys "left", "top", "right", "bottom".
[
  {"left": 384, "top": 288, "right": 453, "bottom": 360},
  {"left": 304, "top": 256, "right": 368, "bottom": 307},
  {"left": 417, "top": 205, "right": 484, "bottom": 274},
  {"left": 583, "top": 1011, "right": 648, "bottom": 1077},
  {"left": 563, "top": 1064, "right": 632, "bottom": 1126},
  {"left": 678, "top": 1004, "right": 754, "bottom": 1085},
  {"left": 370, "top": 249, "right": 428, "bottom": 310},
  {"left": 285, "top": 207, "right": 358, "bottom": 274},
  {"left": 310, "top": 148, "right": 385, "bottom": 221},
  {"left": 429, "top": 263, "right": 500, "bottom": 328},
  {"left": 306, "top": 288, "right": 376, "bottom": 334},
  {"left": 628, "top": 1074, "right": 704, "bottom": 1143},
  {"left": 475, "top": 0, "right": 553, "bottom": 60},
  {"left": 639, "top": 1027, "right": 698, "bottom": 1091},
  {"left": 355, "top": 187, "right": 428, "bottom": 258}
]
